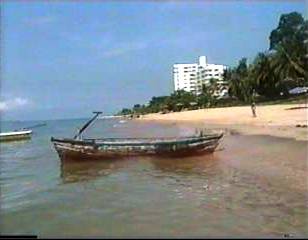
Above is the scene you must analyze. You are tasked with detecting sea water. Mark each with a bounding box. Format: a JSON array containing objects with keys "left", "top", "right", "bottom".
[{"left": 0, "top": 119, "right": 307, "bottom": 237}]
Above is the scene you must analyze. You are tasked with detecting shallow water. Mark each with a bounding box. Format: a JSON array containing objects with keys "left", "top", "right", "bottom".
[{"left": 0, "top": 119, "right": 307, "bottom": 237}]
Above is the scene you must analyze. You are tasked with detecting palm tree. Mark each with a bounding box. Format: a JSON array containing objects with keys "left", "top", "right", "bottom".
[
  {"left": 226, "top": 58, "right": 252, "bottom": 102},
  {"left": 208, "top": 78, "right": 219, "bottom": 96},
  {"left": 275, "top": 44, "right": 307, "bottom": 78},
  {"left": 250, "top": 52, "right": 279, "bottom": 97},
  {"left": 251, "top": 53, "right": 272, "bottom": 86},
  {"left": 270, "top": 44, "right": 307, "bottom": 94}
]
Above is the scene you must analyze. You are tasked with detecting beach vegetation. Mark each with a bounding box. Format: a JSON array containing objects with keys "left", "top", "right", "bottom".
[{"left": 117, "top": 11, "right": 307, "bottom": 116}]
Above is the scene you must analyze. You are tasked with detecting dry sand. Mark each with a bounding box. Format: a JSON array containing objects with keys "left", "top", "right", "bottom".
[{"left": 138, "top": 103, "right": 308, "bottom": 141}]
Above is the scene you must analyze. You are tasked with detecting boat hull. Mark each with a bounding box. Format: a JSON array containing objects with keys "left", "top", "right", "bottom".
[{"left": 51, "top": 134, "right": 223, "bottom": 161}]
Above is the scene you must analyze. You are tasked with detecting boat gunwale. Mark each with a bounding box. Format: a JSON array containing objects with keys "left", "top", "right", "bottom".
[{"left": 51, "top": 133, "right": 223, "bottom": 146}]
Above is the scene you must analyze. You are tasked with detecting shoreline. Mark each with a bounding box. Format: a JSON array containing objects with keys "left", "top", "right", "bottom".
[{"left": 137, "top": 103, "right": 308, "bottom": 141}]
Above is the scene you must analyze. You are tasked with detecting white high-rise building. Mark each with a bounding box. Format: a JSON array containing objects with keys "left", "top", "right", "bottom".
[{"left": 173, "top": 56, "right": 227, "bottom": 96}]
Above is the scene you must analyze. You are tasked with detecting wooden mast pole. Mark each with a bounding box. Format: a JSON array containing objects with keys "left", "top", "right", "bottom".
[{"left": 74, "top": 111, "right": 102, "bottom": 140}]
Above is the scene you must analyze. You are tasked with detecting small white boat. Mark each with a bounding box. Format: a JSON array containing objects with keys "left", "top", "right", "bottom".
[{"left": 0, "top": 130, "right": 32, "bottom": 142}]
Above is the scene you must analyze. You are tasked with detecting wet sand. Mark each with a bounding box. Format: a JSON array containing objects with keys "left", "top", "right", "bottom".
[{"left": 138, "top": 103, "right": 308, "bottom": 141}]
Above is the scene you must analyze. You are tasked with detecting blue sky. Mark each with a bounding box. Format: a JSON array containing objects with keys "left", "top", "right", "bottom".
[{"left": 1, "top": 0, "right": 306, "bottom": 120}]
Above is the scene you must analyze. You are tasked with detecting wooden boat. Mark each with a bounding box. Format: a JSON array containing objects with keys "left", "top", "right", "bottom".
[
  {"left": 0, "top": 130, "right": 32, "bottom": 142},
  {"left": 51, "top": 112, "right": 223, "bottom": 160}
]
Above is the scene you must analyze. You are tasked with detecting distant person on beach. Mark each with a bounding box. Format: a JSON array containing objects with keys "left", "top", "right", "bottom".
[
  {"left": 251, "top": 101, "right": 257, "bottom": 117},
  {"left": 251, "top": 89, "right": 257, "bottom": 117}
]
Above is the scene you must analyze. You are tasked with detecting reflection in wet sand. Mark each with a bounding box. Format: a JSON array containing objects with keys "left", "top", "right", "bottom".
[
  {"left": 60, "top": 159, "right": 129, "bottom": 184},
  {"left": 148, "top": 153, "right": 221, "bottom": 177}
]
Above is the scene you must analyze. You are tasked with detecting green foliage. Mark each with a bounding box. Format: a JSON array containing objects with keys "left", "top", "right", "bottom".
[
  {"left": 269, "top": 12, "right": 305, "bottom": 50},
  {"left": 118, "top": 108, "right": 133, "bottom": 115},
  {"left": 224, "top": 11, "right": 308, "bottom": 101},
  {"left": 197, "top": 84, "right": 211, "bottom": 107},
  {"left": 269, "top": 11, "right": 308, "bottom": 80},
  {"left": 225, "top": 58, "right": 254, "bottom": 102}
]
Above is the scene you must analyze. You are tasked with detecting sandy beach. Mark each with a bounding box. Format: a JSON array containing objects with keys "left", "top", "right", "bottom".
[{"left": 139, "top": 103, "right": 308, "bottom": 141}]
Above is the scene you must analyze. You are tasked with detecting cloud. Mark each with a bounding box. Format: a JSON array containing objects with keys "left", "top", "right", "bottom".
[
  {"left": 0, "top": 97, "right": 31, "bottom": 111},
  {"left": 102, "top": 42, "right": 148, "bottom": 58},
  {"left": 24, "top": 16, "right": 57, "bottom": 27}
]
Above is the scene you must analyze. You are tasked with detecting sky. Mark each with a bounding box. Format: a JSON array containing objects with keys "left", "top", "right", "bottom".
[{"left": 1, "top": 0, "right": 307, "bottom": 121}]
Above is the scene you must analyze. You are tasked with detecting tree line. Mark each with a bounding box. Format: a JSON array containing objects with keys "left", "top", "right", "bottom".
[{"left": 118, "top": 12, "right": 308, "bottom": 116}]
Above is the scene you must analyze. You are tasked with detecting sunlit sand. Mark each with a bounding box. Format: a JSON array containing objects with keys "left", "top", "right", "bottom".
[{"left": 139, "top": 103, "right": 308, "bottom": 141}]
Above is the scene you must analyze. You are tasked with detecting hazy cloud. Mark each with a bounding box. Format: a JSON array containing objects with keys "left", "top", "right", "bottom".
[
  {"left": 0, "top": 97, "right": 31, "bottom": 111},
  {"left": 102, "top": 42, "right": 148, "bottom": 58},
  {"left": 24, "top": 15, "right": 57, "bottom": 27}
]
